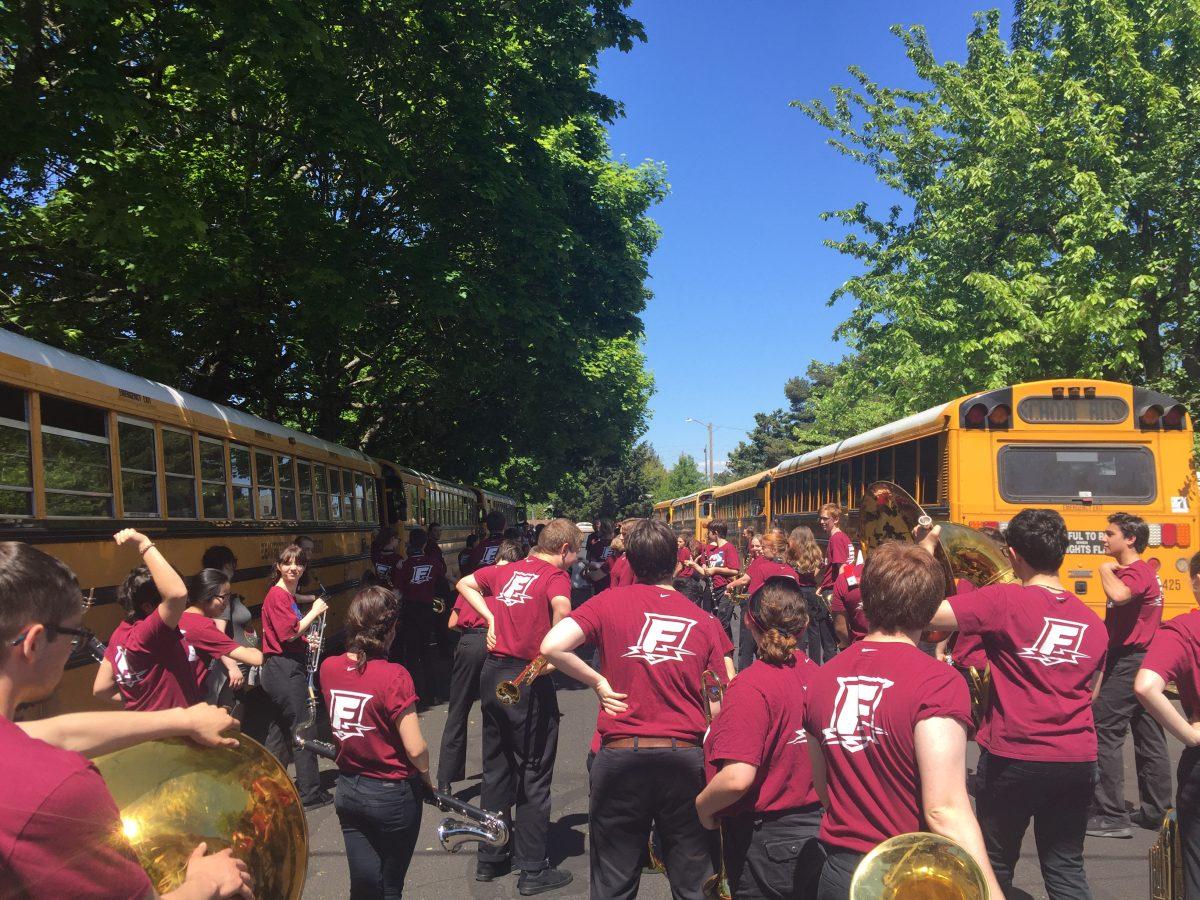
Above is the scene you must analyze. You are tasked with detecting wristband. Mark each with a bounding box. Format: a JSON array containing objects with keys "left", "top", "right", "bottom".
[{"left": 138, "top": 543, "right": 156, "bottom": 555}]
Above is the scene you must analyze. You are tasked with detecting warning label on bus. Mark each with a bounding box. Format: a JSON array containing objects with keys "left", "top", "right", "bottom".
[{"left": 1066, "top": 531, "right": 1106, "bottom": 556}]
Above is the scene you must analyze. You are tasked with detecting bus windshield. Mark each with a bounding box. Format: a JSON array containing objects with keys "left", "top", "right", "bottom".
[{"left": 997, "top": 444, "right": 1156, "bottom": 504}]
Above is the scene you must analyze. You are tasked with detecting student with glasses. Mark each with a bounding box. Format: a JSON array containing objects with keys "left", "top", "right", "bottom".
[
  {"left": 1, "top": 540, "right": 253, "bottom": 898},
  {"left": 92, "top": 529, "right": 202, "bottom": 711},
  {"left": 179, "top": 569, "right": 263, "bottom": 704}
]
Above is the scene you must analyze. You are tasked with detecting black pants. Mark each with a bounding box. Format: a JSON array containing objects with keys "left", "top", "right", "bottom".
[
  {"left": 260, "top": 654, "right": 323, "bottom": 803},
  {"left": 437, "top": 629, "right": 487, "bottom": 785},
  {"left": 1092, "top": 649, "right": 1171, "bottom": 822},
  {"left": 479, "top": 655, "right": 560, "bottom": 872},
  {"left": 589, "top": 745, "right": 714, "bottom": 899},
  {"left": 1178, "top": 747, "right": 1200, "bottom": 899},
  {"left": 725, "top": 807, "right": 824, "bottom": 900},
  {"left": 714, "top": 586, "right": 734, "bottom": 642},
  {"left": 335, "top": 773, "right": 423, "bottom": 899},
  {"left": 398, "top": 602, "right": 437, "bottom": 704},
  {"left": 975, "top": 750, "right": 1095, "bottom": 900},
  {"left": 807, "top": 590, "right": 838, "bottom": 666},
  {"left": 816, "top": 845, "right": 863, "bottom": 900}
]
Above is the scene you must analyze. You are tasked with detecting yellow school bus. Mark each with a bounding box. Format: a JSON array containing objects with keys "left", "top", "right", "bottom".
[
  {"left": 652, "top": 499, "right": 672, "bottom": 526},
  {"left": 672, "top": 380, "right": 1196, "bottom": 621},
  {"left": 712, "top": 472, "right": 771, "bottom": 540}
]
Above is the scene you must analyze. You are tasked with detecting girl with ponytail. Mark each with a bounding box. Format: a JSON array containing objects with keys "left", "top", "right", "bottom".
[
  {"left": 728, "top": 531, "right": 801, "bottom": 671},
  {"left": 696, "top": 576, "right": 823, "bottom": 899},
  {"left": 319, "top": 585, "right": 433, "bottom": 898}
]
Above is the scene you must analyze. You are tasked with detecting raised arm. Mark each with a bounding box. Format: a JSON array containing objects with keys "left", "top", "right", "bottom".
[{"left": 114, "top": 529, "right": 188, "bottom": 629}]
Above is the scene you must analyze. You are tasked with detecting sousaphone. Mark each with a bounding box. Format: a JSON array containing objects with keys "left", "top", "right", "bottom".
[{"left": 850, "top": 832, "right": 990, "bottom": 900}]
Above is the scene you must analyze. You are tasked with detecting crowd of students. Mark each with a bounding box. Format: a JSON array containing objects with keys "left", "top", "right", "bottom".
[{"left": 2, "top": 501, "right": 1199, "bottom": 900}]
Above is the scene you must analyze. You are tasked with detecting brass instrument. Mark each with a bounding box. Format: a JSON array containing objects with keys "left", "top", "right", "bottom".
[
  {"left": 496, "top": 655, "right": 551, "bottom": 705},
  {"left": 850, "top": 832, "right": 989, "bottom": 900},
  {"left": 1150, "top": 809, "right": 1183, "bottom": 900},
  {"left": 293, "top": 737, "right": 509, "bottom": 852},
  {"left": 701, "top": 669, "right": 732, "bottom": 900},
  {"left": 432, "top": 596, "right": 446, "bottom": 615},
  {"left": 95, "top": 735, "right": 308, "bottom": 898}
]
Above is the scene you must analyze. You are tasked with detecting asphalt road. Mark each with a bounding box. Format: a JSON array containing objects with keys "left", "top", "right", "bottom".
[{"left": 300, "top": 654, "right": 1175, "bottom": 900}]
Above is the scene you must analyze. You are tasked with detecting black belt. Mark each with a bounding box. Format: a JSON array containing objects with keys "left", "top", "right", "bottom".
[{"left": 460, "top": 627, "right": 488, "bottom": 634}]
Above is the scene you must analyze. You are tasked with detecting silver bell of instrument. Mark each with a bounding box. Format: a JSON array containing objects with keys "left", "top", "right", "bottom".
[{"left": 437, "top": 814, "right": 510, "bottom": 853}]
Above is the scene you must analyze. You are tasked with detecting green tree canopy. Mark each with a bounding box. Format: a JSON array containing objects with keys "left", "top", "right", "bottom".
[
  {"left": 1, "top": 0, "right": 664, "bottom": 497},
  {"left": 793, "top": 1, "right": 1200, "bottom": 416},
  {"left": 655, "top": 452, "right": 707, "bottom": 502},
  {"left": 549, "top": 441, "right": 664, "bottom": 520}
]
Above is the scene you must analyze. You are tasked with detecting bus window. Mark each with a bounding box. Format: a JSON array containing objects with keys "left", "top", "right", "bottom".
[
  {"left": 354, "top": 473, "right": 366, "bottom": 521},
  {"left": 162, "top": 429, "right": 196, "bottom": 518},
  {"left": 313, "top": 465, "right": 330, "bottom": 521},
  {"left": 298, "top": 460, "right": 315, "bottom": 520},
  {"left": 278, "top": 455, "right": 297, "bottom": 520},
  {"left": 998, "top": 445, "right": 1156, "bottom": 504},
  {"left": 255, "top": 451, "right": 277, "bottom": 519},
  {"left": 329, "top": 468, "right": 342, "bottom": 520},
  {"left": 878, "top": 447, "right": 894, "bottom": 482},
  {"left": 895, "top": 443, "right": 917, "bottom": 497},
  {"left": 229, "top": 445, "right": 253, "bottom": 519},
  {"left": 839, "top": 463, "right": 851, "bottom": 507},
  {"left": 199, "top": 438, "right": 228, "bottom": 518},
  {"left": 118, "top": 419, "right": 159, "bottom": 518},
  {"left": 918, "top": 435, "right": 940, "bottom": 505},
  {"left": 865, "top": 452, "right": 878, "bottom": 485},
  {"left": 0, "top": 384, "right": 32, "bottom": 516},
  {"left": 41, "top": 395, "right": 112, "bottom": 517},
  {"left": 342, "top": 471, "right": 354, "bottom": 521}
]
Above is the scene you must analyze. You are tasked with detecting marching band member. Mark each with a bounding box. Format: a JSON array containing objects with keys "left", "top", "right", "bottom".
[
  {"left": 1087, "top": 512, "right": 1171, "bottom": 838},
  {"left": 465, "top": 511, "right": 508, "bottom": 575},
  {"left": 727, "top": 531, "right": 800, "bottom": 670},
  {"left": 458, "top": 534, "right": 478, "bottom": 574},
  {"left": 457, "top": 519, "right": 580, "bottom": 894},
  {"left": 829, "top": 557, "right": 866, "bottom": 649},
  {"left": 94, "top": 529, "right": 200, "bottom": 710},
  {"left": 606, "top": 534, "right": 636, "bottom": 588},
  {"left": 437, "top": 539, "right": 524, "bottom": 794},
  {"left": 804, "top": 541, "right": 1002, "bottom": 900},
  {"left": 817, "top": 503, "right": 855, "bottom": 593},
  {"left": 541, "top": 518, "right": 732, "bottom": 900},
  {"left": 370, "top": 527, "right": 400, "bottom": 588},
  {"left": 1135, "top": 551, "right": 1200, "bottom": 897},
  {"left": 391, "top": 528, "right": 446, "bottom": 705},
  {"left": 922, "top": 509, "right": 1106, "bottom": 900},
  {"left": 692, "top": 520, "right": 741, "bottom": 642},
  {"left": 786, "top": 526, "right": 832, "bottom": 663},
  {"left": 675, "top": 534, "right": 693, "bottom": 578},
  {"left": 320, "top": 585, "right": 433, "bottom": 900},
  {"left": 1, "top": 541, "right": 252, "bottom": 899},
  {"left": 587, "top": 518, "right": 616, "bottom": 594},
  {"left": 259, "top": 543, "right": 330, "bottom": 809},
  {"left": 696, "top": 576, "right": 824, "bottom": 899},
  {"left": 179, "top": 569, "right": 263, "bottom": 702}
]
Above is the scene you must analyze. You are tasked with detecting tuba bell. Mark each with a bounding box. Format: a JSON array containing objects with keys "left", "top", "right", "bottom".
[
  {"left": 850, "top": 832, "right": 990, "bottom": 900},
  {"left": 95, "top": 735, "right": 308, "bottom": 898},
  {"left": 1149, "top": 808, "right": 1183, "bottom": 900}
]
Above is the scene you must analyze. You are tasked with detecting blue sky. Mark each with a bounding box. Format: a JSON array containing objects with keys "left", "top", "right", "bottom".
[{"left": 596, "top": 1, "right": 1012, "bottom": 473}]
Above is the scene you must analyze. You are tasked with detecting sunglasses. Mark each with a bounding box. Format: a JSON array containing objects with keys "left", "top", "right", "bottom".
[{"left": 8, "top": 623, "right": 94, "bottom": 653}]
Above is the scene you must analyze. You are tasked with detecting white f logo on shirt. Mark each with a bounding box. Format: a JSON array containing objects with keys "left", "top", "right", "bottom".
[
  {"left": 823, "top": 676, "right": 893, "bottom": 753},
  {"left": 1020, "top": 617, "right": 1091, "bottom": 666},
  {"left": 624, "top": 613, "right": 698, "bottom": 665},
  {"left": 329, "top": 689, "right": 376, "bottom": 740},
  {"left": 497, "top": 571, "right": 539, "bottom": 607},
  {"left": 410, "top": 564, "right": 433, "bottom": 585}
]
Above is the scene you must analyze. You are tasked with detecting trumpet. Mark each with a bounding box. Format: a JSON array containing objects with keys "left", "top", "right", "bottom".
[
  {"left": 496, "top": 655, "right": 551, "bottom": 705},
  {"left": 292, "top": 737, "right": 508, "bottom": 852},
  {"left": 701, "top": 669, "right": 732, "bottom": 900}
]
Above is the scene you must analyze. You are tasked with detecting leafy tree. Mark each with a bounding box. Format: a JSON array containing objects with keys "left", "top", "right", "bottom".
[
  {"left": 654, "top": 452, "right": 707, "bottom": 502},
  {"left": 0, "top": 0, "right": 664, "bottom": 497},
  {"left": 793, "top": 2, "right": 1200, "bottom": 416},
  {"left": 550, "top": 442, "right": 663, "bottom": 520}
]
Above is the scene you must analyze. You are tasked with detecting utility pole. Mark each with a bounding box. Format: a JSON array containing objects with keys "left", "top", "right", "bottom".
[{"left": 686, "top": 417, "right": 715, "bottom": 485}]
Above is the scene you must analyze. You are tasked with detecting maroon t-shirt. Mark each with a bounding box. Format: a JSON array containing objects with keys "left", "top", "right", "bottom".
[
  {"left": 676, "top": 546, "right": 693, "bottom": 575},
  {"left": 804, "top": 641, "right": 972, "bottom": 853},
  {"left": 707, "top": 541, "right": 741, "bottom": 590},
  {"left": 947, "top": 580, "right": 985, "bottom": 670},
  {"left": 104, "top": 610, "right": 203, "bottom": 711},
  {"left": 0, "top": 717, "right": 152, "bottom": 897},
  {"left": 468, "top": 534, "right": 506, "bottom": 572},
  {"left": 745, "top": 557, "right": 799, "bottom": 598},
  {"left": 261, "top": 585, "right": 307, "bottom": 659},
  {"left": 1105, "top": 559, "right": 1164, "bottom": 651},
  {"left": 705, "top": 655, "right": 820, "bottom": 816},
  {"left": 1142, "top": 610, "right": 1200, "bottom": 722},
  {"left": 320, "top": 654, "right": 419, "bottom": 779},
  {"left": 569, "top": 584, "right": 733, "bottom": 743},
  {"left": 179, "top": 610, "right": 242, "bottom": 693},
  {"left": 609, "top": 554, "right": 636, "bottom": 588},
  {"left": 829, "top": 563, "right": 868, "bottom": 643},
  {"left": 452, "top": 594, "right": 487, "bottom": 629},
  {"left": 474, "top": 556, "right": 571, "bottom": 660},
  {"left": 949, "top": 583, "right": 1107, "bottom": 762},
  {"left": 393, "top": 551, "right": 446, "bottom": 606},
  {"left": 372, "top": 548, "right": 400, "bottom": 587},
  {"left": 820, "top": 530, "right": 855, "bottom": 591}
]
